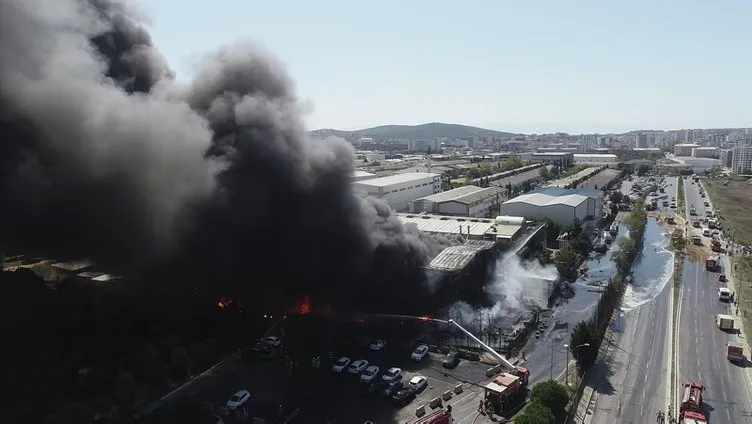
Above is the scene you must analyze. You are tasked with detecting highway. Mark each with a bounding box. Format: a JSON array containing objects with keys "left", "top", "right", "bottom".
[
  {"left": 677, "top": 177, "right": 752, "bottom": 423},
  {"left": 586, "top": 175, "right": 678, "bottom": 424}
]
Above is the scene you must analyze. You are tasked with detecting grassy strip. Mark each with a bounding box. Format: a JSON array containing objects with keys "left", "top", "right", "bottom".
[{"left": 677, "top": 177, "right": 685, "bottom": 211}]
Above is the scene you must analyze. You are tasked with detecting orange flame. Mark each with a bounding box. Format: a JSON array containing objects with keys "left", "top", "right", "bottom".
[{"left": 295, "top": 296, "right": 311, "bottom": 315}]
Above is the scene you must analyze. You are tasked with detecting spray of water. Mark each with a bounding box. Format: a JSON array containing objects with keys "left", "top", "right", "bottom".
[
  {"left": 449, "top": 250, "right": 558, "bottom": 323},
  {"left": 365, "top": 313, "right": 448, "bottom": 324}
]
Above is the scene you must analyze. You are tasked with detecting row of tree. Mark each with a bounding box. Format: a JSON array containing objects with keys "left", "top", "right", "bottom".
[{"left": 466, "top": 156, "right": 523, "bottom": 179}]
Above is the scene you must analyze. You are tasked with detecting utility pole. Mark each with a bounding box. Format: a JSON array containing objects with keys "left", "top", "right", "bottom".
[{"left": 550, "top": 341, "right": 554, "bottom": 380}]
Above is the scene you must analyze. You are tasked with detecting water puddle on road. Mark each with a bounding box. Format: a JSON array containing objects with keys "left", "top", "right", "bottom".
[{"left": 621, "top": 218, "right": 674, "bottom": 312}]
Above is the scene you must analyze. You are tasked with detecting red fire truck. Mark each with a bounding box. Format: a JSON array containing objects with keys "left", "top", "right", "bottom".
[
  {"left": 679, "top": 381, "right": 707, "bottom": 423},
  {"left": 415, "top": 408, "right": 453, "bottom": 424}
]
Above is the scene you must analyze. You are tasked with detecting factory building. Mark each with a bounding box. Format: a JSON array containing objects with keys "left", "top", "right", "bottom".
[
  {"left": 691, "top": 147, "right": 719, "bottom": 159},
  {"left": 436, "top": 186, "right": 506, "bottom": 217},
  {"left": 529, "top": 152, "right": 574, "bottom": 168},
  {"left": 353, "top": 172, "right": 441, "bottom": 211},
  {"left": 573, "top": 153, "right": 618, "bottom": 165},
  {"left": 499, "top": 188, "right": 602, "bottom": 227},
  {"left": 674, "top": 143, "right": 701, "bottom": 156},
  {"left": 412, "top": 185, "right": 484, "bottom": 215},
  {"left": 397, "top": 213, "right": 526, "bottom": 244},
  {"left": 352, "top": 170, "right": 376, "bottom": 181}
]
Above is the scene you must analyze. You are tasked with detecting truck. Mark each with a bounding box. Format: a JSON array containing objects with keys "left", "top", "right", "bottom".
[
  {"left": 415, "top": 408, "right": 453, "bottom": 424},
  {"left": 447, "top": 319, "right": 529, "bottom": 414},
  {"left": 727, "top": 344, "right": 744, "bottom": 363},
  {"left": 690, "top": 206, "right": 696, "bottom": 215},
  {"left": 715, "top": 314, "right": 734, "bottom": 331},
  {"left": 692, "top": 219, "right": 701, "bottom": 228},
  {"left": 679, "top": 381, "right": 707, "bottom": 423},
  {"left": 705, "top": 255, "right": 718, "bottom": 271},
  {"left": 710, "top": 238, "right": 722, "bottom": 252},
  {"left": 693, "top": 235, "right": 702, "bottom": 245}
]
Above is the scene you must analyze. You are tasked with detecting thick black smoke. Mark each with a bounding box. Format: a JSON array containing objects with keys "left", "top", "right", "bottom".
[{"left": 0, "top": 0, "right": 459, "bottom": 312}]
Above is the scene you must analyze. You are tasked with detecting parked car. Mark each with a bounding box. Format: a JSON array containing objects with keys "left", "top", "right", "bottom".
[
  {"left": 392, "top": 388, "right": 416, "bottom": 406},
  {"left": 363, "top": 380, "right": 387, "bottom": 395},
  {"left": 226, "top": 390, "right": 251, "bottom": 410},
  {"left": 348, "top": 359, "right": 369, "bottom": 375},
  {"left": 360, "top": 365, "right": 380, "bottom": 383},
  {"left": 442, "top": 351, "right": 460, "bottom": 368},
  {"left": 332, "top": 357, "right": 351, "bottom": 373},
  {"left": 719, "top": 274, "right": 727, "bottom": 283},
  {"left": 411, "top": 345, "right": 429, "bottom": 361},
  {"left": 408, "top": 376, "right": 428, "bottom": 392},
  {"left": 369, "top": 339, "right": 386, "bottom": 351},
  {"left": 381, "top": 380, "right": 404, "bottom": 397},
  {"left": 382, "top": 367, "right": 402, "bottom": 382},
  {"left": 261, "top": 336, "right": 282, "bottom": 348}
]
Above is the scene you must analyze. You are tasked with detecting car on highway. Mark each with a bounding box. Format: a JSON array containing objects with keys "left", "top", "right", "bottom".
[
  {"left": 442, "top": 351, "right": 460, "bottom": 368},
  {"left": 360, "top": 365, "right": 380, "bottom": 383},
  {"left": 719, "top": 274, "right": 727, "bottom": 283},
  {"left": 712, "top": 230, "right": 720, "bottom": 237},
  {"left": 703, "top": 229, "right": 711, "bottom": 237},
  {"left": 391, "top": 388, "right": 417, "bottom": 406},
  {"left": 348, "top": 359, "right": 369, "bottom": 375},
  {"left": 382, "top": 367, "right": 403, "bottom": 382},
  {"left": 226, "top": 389, "right": 251, "bottom": 411},
  {"left": 408, "top": 375, "right": 428, "bottom": 392},
  {"left": 411, "top": 345, "right": 429, "bottom": 361},
  {"left": 369, "top": 339, "right": 386, "bottom": 351},
  {"left": 704, "top": 201, "right": 709, "bottom": 207},
  {"left": 332, "top": 357, "right": 351, "bottom": 373},
  {"left": 719, "top": 287, "right": 732, "bottom": 302}
]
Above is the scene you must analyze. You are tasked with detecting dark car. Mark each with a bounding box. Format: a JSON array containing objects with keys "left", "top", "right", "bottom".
[
  {"left": 392, "top": 388, "right": 416, "bottom": 406},
  {"left": 363, "top": 380, "right": 388, "bottom": 395},
  {"left": 381, "top": 380, "right": 404, "bottom": 397},
  {"left": 442, "top": 351, "right": 460, "bottom": 368}
]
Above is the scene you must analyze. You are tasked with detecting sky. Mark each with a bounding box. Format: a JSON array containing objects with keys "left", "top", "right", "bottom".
[{"left": 145, "top": 0, "right": 752, "bottom": 134}]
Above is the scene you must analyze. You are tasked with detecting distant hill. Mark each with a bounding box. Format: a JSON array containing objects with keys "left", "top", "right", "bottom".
[{"left": 311, "top": 122, "right": 519, "bottom": 139}]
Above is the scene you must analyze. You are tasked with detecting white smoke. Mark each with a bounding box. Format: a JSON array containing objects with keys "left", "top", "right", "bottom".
[{"left": 449, "top": 250, "right": 558, "bottom": 323}]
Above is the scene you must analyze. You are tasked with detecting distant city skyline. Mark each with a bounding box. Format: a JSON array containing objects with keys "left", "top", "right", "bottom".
[{"left": 147, "top": 0, "right": 752, "bottom": 134}]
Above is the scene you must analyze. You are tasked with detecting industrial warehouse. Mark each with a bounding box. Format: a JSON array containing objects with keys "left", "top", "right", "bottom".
[
  {"left": 411, "top": 185, "right": 506, "bottom": 217},
  {"left": 352, "top": 172, "right": 442, "bottom": 211},
  {"left": 499, "top": 187, "right": 603, "bottom": 227}
]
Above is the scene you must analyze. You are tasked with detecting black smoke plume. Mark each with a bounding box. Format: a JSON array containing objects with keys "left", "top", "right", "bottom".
[{"left": 0, "top": 0, "right": 460, "bottom": 312}]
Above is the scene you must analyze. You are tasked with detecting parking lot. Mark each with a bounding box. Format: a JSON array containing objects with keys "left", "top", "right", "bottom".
[{"left": 174, "top": 337, "right": 503, "bottom": 423}]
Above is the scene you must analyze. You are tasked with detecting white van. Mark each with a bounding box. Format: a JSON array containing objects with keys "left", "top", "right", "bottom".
[{"left": 719, "top": 287, "right": 731, "bottom": 302}]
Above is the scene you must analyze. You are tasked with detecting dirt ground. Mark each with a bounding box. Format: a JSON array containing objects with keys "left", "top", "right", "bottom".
[
  {"left": 703, "top": 178, "right": 752, "bottom": 245},
  {"left": 703, "top": 178, "right": 752, "bottom": 348}
]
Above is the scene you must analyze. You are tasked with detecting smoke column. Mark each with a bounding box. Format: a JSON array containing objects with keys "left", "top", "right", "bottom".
[
  {"left": 449, "top": 251, "right": 558, "bottom": 323},
  {"left": 0, "top": 0, "right": 459, "bottom": 311}
]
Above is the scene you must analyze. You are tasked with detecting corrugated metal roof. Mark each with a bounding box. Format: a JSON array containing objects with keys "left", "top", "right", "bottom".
[
  {"left": 399, "top": 214, "right": 497, "bottom": 236},
  {"left": 427, "top": 240, "right": 496, "bottom": 272},
  {"left": 51, "top": 260, "right": 94, "bottom": 271},
  {"left": 355, "top": 172, "right": 440, "bottom": 187},
  {"left": 503, "top": 192, "right": 588, "bottom": 208},
  {"left": 416, "top": 185, "right": 484, "bottom": 203},
  {"left": 448, "top": 186, "right": 505, "bottom": 205}
]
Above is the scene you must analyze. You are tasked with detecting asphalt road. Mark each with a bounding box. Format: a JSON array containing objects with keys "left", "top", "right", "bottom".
[
  {"left": 677, "top": 177, "right": 752, "bottom": 423},
  {"left": 587, "top": 264, "right": 672, "bottom": 424}
]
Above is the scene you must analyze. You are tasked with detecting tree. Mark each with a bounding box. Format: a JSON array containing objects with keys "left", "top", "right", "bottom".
[
  {"left": 611, "top": 236, "right": 637, "bottom": 276},
  {"left": 190, "top": 339, "right": 218, "bottom": 370},
  {"left": 501, "top": 155, "right": 522, "bottom": 171},
  {"left": 539, "top": 166, "right": 550, "bottom": 181},
  {"left": 574, "top": 231, "right": 592, "bottom": 256},
  {"left": 554, "top": 247, "right": 580, "bottom": 280},
  {"left": 570, "top": 321, "right": 598, "bottom": 370},
  {"left": 609, "top": 191, "right": 624, "bottom": 204},
  {"left": 515, "top": 402, "right": 555, "bottom": 424},
  {"left": 170, "top": 346, "right": 192, "bottom": 379},
  {"left": 530, "top": 380, "right": 569, "bottom": 421}
]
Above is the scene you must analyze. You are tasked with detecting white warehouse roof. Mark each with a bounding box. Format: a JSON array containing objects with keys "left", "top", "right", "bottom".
[
  {"left": 356, "top": 172, "right": 440, "bottom": 187},
  {"left": 416, "top": 185, "right": 483, "bottom": 203},
  {"left": 504, "top": 192, "right": 590, "bottom": 208},
  {"left": 573, "top": 154, "right": 618, "bottom": 160}
]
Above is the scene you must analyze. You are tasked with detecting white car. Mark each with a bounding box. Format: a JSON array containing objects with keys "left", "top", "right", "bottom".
[
  {"left": 226, "top": 389, "right": 251, "bottom": 410},
  {"left": 369, "top": 339, "right": 386, "bottom": 351},
  {"left": 411, "top": 345, "right": 429, "bottom": 361},
  {"left": 261, "top": 336, "right": 282, "bottom": 347},
  {"left": 409, "top": 375, "right": 428, "bottom": 392},
  {"left": 360, "top": 365, "right": 380, "bottom": 383},
  {"left": 332, "top": 357, "right": 351, "bottom": 373},
  {"left": 348, "top": 359, "right": 369, "bottom": 375},
  {"left": 382, "top": 367, "right": 402, "bottom": 382}
]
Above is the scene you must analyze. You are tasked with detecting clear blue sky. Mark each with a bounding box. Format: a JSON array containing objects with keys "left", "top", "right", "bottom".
[{"left": 145, "top": 0, "right": 752, "bottom": 134}]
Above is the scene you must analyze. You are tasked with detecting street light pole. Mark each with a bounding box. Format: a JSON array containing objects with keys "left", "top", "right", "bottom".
[{"left": 564, "top": 343, "right": 591, "bottom": 386}]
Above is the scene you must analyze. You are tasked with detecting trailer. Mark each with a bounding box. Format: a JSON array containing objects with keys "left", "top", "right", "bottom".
[
  {"left": 727, "top": 344, "right": 744, "bottom": 363},
  {"left": 705, "top": 255, "right": 718, "bottom": 272},
  {"left": 715, "top": 314, "right": 734, "bottom": 331}
]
